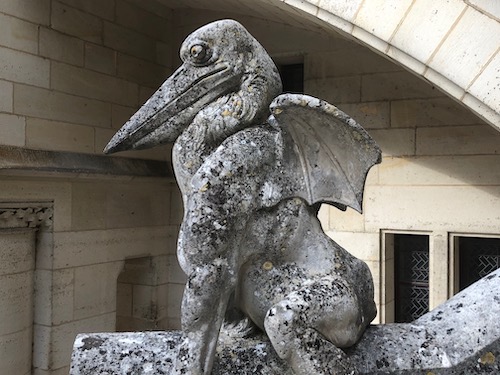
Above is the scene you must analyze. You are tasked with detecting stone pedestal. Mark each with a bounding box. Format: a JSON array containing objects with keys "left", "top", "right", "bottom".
[{"left": 71, "top": 268, "right": 500, "bottom": 374}]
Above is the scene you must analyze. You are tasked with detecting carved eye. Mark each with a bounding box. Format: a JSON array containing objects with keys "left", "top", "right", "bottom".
[
  {"left": 190, "top": 45, "right": 206, "bottom": 59},
  {"left": 189, "top": 43, "right": 211, "bottom": 65}
]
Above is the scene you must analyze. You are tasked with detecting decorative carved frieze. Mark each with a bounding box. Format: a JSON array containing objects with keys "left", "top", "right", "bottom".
[{"left": 0, "top": 205, "right": 53, "bottom": 229}]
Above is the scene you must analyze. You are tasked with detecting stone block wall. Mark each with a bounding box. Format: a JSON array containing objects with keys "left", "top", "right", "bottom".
[
  {"left": 305, "top": 46, "right": 500, "bottom": 322},
  {"left": 0, "top": 0, "right": 172, "bottom": 160},
  {"left": 0, "top": 1, "right": 184, "bottom": 374},
  {"left": 116, "top": 253, "right": 187, "bottom": 332},
  {"left": 0, "top": 179, "right": 182, "bottom": 374},
  {"left": 0, "top": 229, "right": 36, "bottom": 375}
]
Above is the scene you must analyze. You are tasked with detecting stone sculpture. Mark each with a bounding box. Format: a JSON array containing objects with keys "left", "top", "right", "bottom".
[{"left": 104, "top": 20, "right": 381, "bottom": 375}]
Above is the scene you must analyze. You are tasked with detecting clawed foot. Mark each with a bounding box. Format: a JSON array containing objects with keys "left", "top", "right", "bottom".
[{"left": 264, "top": 278, "right": 364, "bottom": 375}]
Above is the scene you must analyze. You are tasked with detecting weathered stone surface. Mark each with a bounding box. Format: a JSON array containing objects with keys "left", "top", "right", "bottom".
[
  {"left": 104, "top": 19, "right": 381, "bottom": 375},
  {"left": 71, "top": 268, "right": 500, "bottom": 374}
]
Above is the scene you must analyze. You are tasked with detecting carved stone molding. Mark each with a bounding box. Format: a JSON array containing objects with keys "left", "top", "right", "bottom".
[
  {"left": 0, "top": 204, "right": 53, "bottom": 229},
  {"left": 0, "top": 145, "right": 172, "bottom": 179}
]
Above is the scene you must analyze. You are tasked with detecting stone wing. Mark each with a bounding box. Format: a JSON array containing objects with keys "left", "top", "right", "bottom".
[{"left": 268, "top": 94, "right": 381, "bottom": 213}]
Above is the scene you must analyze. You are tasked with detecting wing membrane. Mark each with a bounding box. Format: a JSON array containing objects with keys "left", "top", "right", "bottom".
[{"left": 268, "top": 94, "right": 381, "bottom": 212}]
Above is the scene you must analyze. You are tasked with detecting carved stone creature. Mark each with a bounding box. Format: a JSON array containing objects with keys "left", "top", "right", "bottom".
[{"left": 104, "top": 20, "right": 381, "bottom": 375}]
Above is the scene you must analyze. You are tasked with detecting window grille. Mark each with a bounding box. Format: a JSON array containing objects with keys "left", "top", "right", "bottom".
[
  {"left": 394, "top": 234, "right": 430, "bottom": 323},
  {"left": 459, "top": 236, "right": 500, "bottom": 291}
]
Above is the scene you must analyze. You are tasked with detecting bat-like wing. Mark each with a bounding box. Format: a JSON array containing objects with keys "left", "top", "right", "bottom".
[{"left": 267, "top": 94, "right": 381, "bottom": 213}]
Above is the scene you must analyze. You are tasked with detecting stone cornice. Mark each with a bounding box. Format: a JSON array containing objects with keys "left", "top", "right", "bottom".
[{"left": 0, "top": 146, "right": 173, "bottom": 179}]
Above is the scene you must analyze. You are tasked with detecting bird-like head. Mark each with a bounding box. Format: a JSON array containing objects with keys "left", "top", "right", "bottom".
[{"left": 104, "top": 19, "right": 282, "bottom": 154}]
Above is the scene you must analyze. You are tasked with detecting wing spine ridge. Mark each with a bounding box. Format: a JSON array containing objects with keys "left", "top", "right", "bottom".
[{"left": 286, "top": 121, "right": 314, "bottom": 203}]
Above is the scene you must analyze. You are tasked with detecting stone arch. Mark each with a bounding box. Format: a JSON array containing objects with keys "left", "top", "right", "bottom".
[{"left": 258, "top": 0, "right": 499, "bottom": 130}]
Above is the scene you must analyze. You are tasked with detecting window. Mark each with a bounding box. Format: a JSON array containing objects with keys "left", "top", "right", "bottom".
[
  {"left": 381, "top": 232, "right": 431, "bottom": 323},
  {"left": 394, "top": 234, "right": 430, "bottom": 322},
  {"left": 458, "top": 236, "right": 500, "bottom": 291},
  {"left": 381, "top": 232, "right": 499, "bottom": 324},
  {"left": 279, "top": 63, "right": 304, "bottom": 93}
]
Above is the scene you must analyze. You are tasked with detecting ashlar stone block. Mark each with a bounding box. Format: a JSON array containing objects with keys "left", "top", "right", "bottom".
[
  {"left": 0, "top": 329, "right": 32, "bottom": 375},
  {"left": 51, "top": 62, "right": 138, "bottom": 107},
  {"left": 117, "top": 53, "right": 169, "bottom": 88},
  {"left": 14, "top": 84, "right": 111, "bottom": 128},
  {"left": 167, "top": 283, "right": 184, "bottom": 320},
  {"left": 84, "top": 43, "right": 116, "bottom": 75},
  {"left": 39, "top": 28, "right": 84, "bottom": 66},
  {"left": 73, "top": 262, "right": 123, "bottom": 320},
  {"left": 51, "top": 1, "right": 102, "bottom": 43},
  {"left": 167, "top": 254, "right": 187, "bottom": 284},
  {"left": 116, "top": 283, "right": 132, "bottom": 318},
  {"left": 52, "top": 269, "right": 75, "bottom": 325},
  {"left": 416, "top": 124, "right": 500, "bottom": 156},
  {"left": 429, "top": 7, "right": 500, "bottom": 90},
  {"left": 317, "top": 0, "right": 363, "bottom": 21},
  {"left": 391, "top": 0, "right": 466, "bottom": 64},
  {"left": 115, "top": 1, "right": 171, "bottom": 43},
  {"left": 0, "top": 272, "right": 33, "bottom": 335},
  {"left": 361, "top": 71, "right": 441, "bottom": 101},
  {"left": 378, "top": 155, "right": 500, "bottom": 186},
  {"left": 305, "top": 48, "right": 400, "bottom": 79},
  {"left": 0, "top": 113, "right": 25, "bottom": 147},
  {"left": 34, "top": 269, "right": 75, "bottom": 327},
  {"left": 354, "top": 0, "right": 413, "bottom": 41},
  {"left": 0, "top": 80, "right": 13, "bottom": 113},
  {"left": 34, "top": 366, "right": 70, "bottom": 375},
  {"left": 0, "top": 47, "right": 50, "bottom": 88},
  {"left": 466, "top": 0, "right": 500, "bottom": 19},
  {"left": 105, "top": 183, "right": 170, "bottom": 229},
  {"left": 111, "top": 104, "right": 136, "bottom": 130},
  {"left": 0, "top": 0, "right": 50, "bottom": 25},
  {"left": 338, "top": 101, "right": 390, "bottom": 129},
  {"left": 467, "top": 51, "right": 500, "bottom": 115},
  {"left": 26, "top": 118, "right": 94, "bottom": 154},
  {"left": 53, "top": 226, "right": 172, "bottom": 269},
  {"left": 131, "top": 285, "right": 156, "bottom": 320},
  {"left": 0, "top": 13, "right": 38, "bottom": 53},
  {"left": 56, "top": 0, "right": 114, "bottom": 21},
  {"left": 305, "top": 76, "right": 361, "bottom": 103},
  {"left": 71, "top": 182, "right": 107, "bottom": 231},
  {"left": 0, "top": 228, "right": 35, "bottom": 276},
  {"left": 368, "top": 128, "right": 416, "bottom": 157},
  {"left": 364, "top": 185, "right": 500, "bottom": 234},
  {"left": 391, "top": 97, "right": 481, "bottom": 128},
  {"left": 326, "top": 205, "right": 366, "bottom": 233},
  {"left": 103, "top": 22, "right": 157, "bottom": 62},
  {"left": 169, "top": 187, "right": 184, "bottom": 226}
]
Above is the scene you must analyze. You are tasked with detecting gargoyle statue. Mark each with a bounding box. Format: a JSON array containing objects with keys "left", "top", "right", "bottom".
[{"left": 105, "top": 19, "right": 381, "bottom": 375}]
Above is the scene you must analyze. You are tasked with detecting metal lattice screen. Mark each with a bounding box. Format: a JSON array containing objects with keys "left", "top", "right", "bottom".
[
  {"left": 394, "top": 234, "right": 430, "bottom": 323},
  {"left": 459, "top": 236, "right": 500, "bottom": 291}
]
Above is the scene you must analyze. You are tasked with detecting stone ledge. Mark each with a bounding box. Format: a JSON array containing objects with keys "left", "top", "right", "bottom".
[
  {"left": 0, "top": 145, "right": 173, "bottom": 179},
  {"left": 71, "top": 269, "right": 500, "bottom": 374}
]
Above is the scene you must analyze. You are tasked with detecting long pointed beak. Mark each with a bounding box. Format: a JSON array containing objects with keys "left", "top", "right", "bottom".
[{"left": 104, "top": 63, "right": 237, "bottom": 154}]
